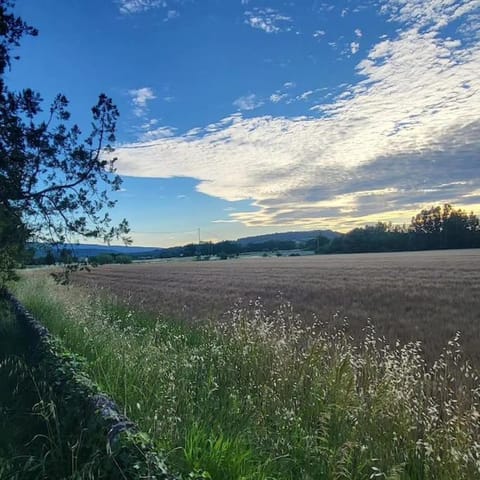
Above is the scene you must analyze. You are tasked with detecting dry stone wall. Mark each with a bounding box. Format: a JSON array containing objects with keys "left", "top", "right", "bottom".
[{"left": 6, "top": 292, "right": 178, "bottom": 480}]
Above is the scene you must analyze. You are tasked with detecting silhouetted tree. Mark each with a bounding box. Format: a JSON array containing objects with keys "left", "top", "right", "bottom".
[
  {"left": 183, "top": 244, "right": 197, "bottom": 257},
  {"left": 214, "top": 241, "right": 240, "bottom": 256},
  {"left": 0, "top": 0, "right": 129, "bottom": 284},
  {"left": 326, "top": 206, "right": 479, "bottom": 254},
  {"left": 0, "top": 204, "right": 28, "bottom": 282},
  {"left": 305, "top": 234, "right": 331, "bottom": 253},
  {"left": 410, "top": 204, "right": 479, "bottom": 250}
]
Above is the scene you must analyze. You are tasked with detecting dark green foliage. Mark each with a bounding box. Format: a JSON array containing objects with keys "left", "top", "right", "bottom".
[
  {"left": 327, "top": 205, "right": 480, "bottom": 254},
  {"left": 304, "top": 234, "right": 331, "bottom": 253},
  {"left": 0, "top": 0, "right": 129, "bottom": 285},
  {"left": 0, "top": 205, "right": 29, "bottom": 283},
  {"left": 327, "top": 222, "right": 410, "bottom": 253},
  {"left": 90, "top": 253, "right": 132, "bottom": 265},
  {"left": 154, "top": 239, "right": 300, "bottom": 259},
  {"left": 43, "top": 250, "right": 56, "bottom": 265},
  {"left": 410, "top": 204, "right": 480, "bottom": 250},
  {"left": 242, "top": 239, "right": 297, "bottom": 252}
]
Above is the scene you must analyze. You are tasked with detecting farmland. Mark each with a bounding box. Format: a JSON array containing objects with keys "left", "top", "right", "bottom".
[
  {"left": 74, "top": 249, "right": 480, "bottom": 363},
  {"left": 9, "top": 248, "right": 480, "bottom": 479}
]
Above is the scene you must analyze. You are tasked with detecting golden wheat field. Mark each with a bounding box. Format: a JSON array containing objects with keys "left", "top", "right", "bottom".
[{"left": 74, "top": 249, "right": 480, "bottom": 363}]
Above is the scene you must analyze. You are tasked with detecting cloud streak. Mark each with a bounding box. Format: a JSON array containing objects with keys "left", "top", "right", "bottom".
[
  {"left": 116, "top": 1, "right": 480, "bottom": 230},
  {"left": 244, "top": 7, "right": 292, "bottom": 34},
  {"left": 117, "top": 0, "right": 183, "bottom": 19},
  {"left": 233, "top": 94, "right": 264, "bottom": 111},
  {"left": 129, "top": 87, "right": 156, "bottom": 117},
  {"left": 118, "top": 0, "right": 166, "bottom": 14}
]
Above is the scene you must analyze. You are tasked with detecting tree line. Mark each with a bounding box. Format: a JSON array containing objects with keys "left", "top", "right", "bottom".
[
  {"left": 27, "top": 248, "right": 133, "bottom": 266},
  {"left": 15, "top": 204, "right": 480, "bottom": 267},
  {"left": 317, "top": 204, "right": 480, "bottom": 254},
  {"left": 137, "top": 204, "right": 480, "bottom": 261}
]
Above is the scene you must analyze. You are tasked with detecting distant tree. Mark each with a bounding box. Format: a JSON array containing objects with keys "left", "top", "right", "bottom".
[
  {"left": 114, "top": 254, "right": 132, "bottom": 264},
  {"left": 314, "top": 234, "right": 331, "bottom": 253},
  {"left": 327, "top": 223, "right": 394, "bottom": 253},
  {"left": 242, "top": 240, "right": 297, "bottom": 253},
  {"left": 182, "top": 244, "right": 197, "bottom": 257},
  {"left": 214, "top": 241, "right": 240, "bottom": 257},
  {"left": 43, "top": 250, "right": 56, "bottom": 265},
  {"left": 59, "top": 248, "right": 77, "bottom": 264},
  {"left": 410, "top": 204, "right": 480, "bottom": 249},
  {"left": 198, "top": 241, "right": 210, "bottom": 256},
  {"left": 19, "top": 245, "right": 35, "bottom": 266},
  {"left": 89, "top": 253, "right": 131, "bottom": 265},
  {"left": 304, "top": 235, "right": 331, "bottom": 253},
  {"left": 326, "top": 205, "right": 479, "bottom": 255},
  {"left": 90, "top": 254, "right": 114, "bottom": 265},
  {"left": 0, "top": 0, "right": 129, "bottom": 285}
]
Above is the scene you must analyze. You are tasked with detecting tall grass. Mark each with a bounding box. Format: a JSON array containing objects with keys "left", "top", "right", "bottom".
[{"left": 13, "top": 274, "right": 480, "bottom": 479}]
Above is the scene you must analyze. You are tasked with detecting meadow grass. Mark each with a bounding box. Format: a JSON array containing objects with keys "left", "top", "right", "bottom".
[{"left": 12, "top": 273, "right": 480, "bottom": 479}]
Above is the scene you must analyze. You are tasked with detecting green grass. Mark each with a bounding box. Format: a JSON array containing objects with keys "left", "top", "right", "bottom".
[{"left": 12, "top": 274, "right": 480, "bottom": 479}]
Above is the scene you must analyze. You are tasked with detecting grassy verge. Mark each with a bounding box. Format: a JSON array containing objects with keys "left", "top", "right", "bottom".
[
  {"left": 0, "top": 292, "right": 177, "bottom": 480},
  {"left": 12, "top": 273, "right": 480, "bottom": 479},
  {"left": 0, "top": 297, "right": 89, "bottom": 479}
]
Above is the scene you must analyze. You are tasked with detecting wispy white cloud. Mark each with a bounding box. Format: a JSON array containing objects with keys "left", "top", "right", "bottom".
[
  {"left": 139, "top": 125, "right": 176, "bottom": 141},
  {"left": 381, "top": 0, "right": 480, "bottom": 31},
  {"left": 355, "top": 28, "right": 363, "bottom": 38},
  {"left": 270, "top": 92, "right": 288, "bottom": 103},
  {"left": 140, "top": 118, "right": 158, "bottom": 130},
  {"left": 116, "top": 1, "right": 480, "bottom": 230},
  {"left": 211, "top": 219, "right": 240, "bottom": 223},
  {"left": 350, "top": 41, "right": 360, "bottom": 54},
  {"left": 118, "top": 0, "right": 166, "bottom": 14},
  {"left": 164, "top": 9, "right": 179, "bottom": 21},
  {"left": 313, "top": 29, "right": 326, "bottom": 38},
  {"left": 118, "top": 0, "right": 183, "bottom": 20},
  {"left": 233, "top": 94, "right": 264, "bottom": 111},
  {"left": 297, "top": 90, "right": 314, "bottom": 101},
  {"left": 129, "top": 87, "right": 156, "bottom": 117},
  {"left": 244, "top": 7, "right": 292, "bottom": 34},
  {"left": 283, "top": 81, "right": 296, "bottom": 89}
]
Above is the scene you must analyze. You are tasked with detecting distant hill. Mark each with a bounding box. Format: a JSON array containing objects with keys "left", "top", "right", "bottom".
[
  {"left": 237, "top": 230, "right": 340, "bottom": 246},
  {"left": 30, "top": 230, "right": 341, "bottom": 261},
  {"left": 31, "top": 243, "right": 162, "bottom": 259}
]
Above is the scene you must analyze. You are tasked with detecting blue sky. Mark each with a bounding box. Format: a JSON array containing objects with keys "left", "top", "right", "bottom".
[{"left": 8, "top": 0, "right": 480, "bottom": 246}]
